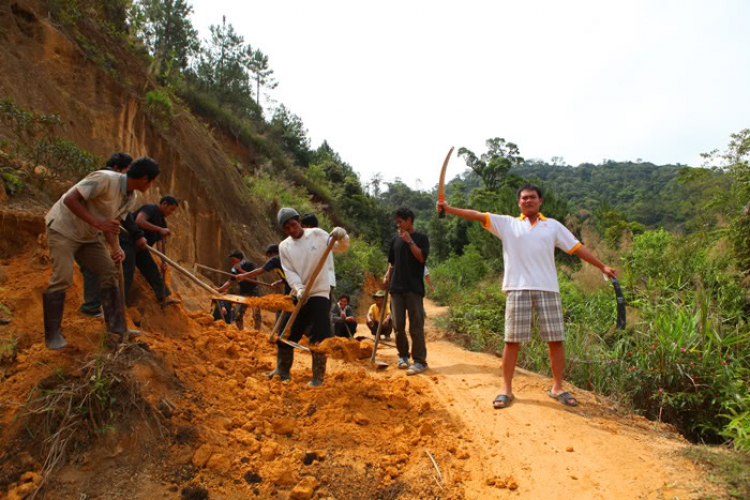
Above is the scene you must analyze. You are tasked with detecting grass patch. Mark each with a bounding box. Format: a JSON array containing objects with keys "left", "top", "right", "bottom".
[{"left": 682, "top": 446, "right": 750, "bottom": 498}]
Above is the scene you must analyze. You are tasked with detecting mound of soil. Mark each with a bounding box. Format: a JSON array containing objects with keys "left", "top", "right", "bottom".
[{"left": 0, "top": 225, "right": 469, "bottom": 499}]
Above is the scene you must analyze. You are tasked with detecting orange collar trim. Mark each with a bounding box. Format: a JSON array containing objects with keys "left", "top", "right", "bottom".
[{"left": 518, "top": 213, "right": 546, "bottom": 221}]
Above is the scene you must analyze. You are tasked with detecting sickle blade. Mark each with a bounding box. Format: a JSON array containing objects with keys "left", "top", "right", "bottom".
[{"left": 438, "top": 146, "right": 454, "bottom": 219}]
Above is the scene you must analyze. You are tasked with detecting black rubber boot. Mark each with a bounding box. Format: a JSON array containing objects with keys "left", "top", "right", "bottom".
[
  {"left": 43, "top": 290, "right": 68, "bottom": 350},
  {"left": 266, "top": 347, "right": 293, "bottom": 382},
  {"left": 307, "top": 352, "right": 327, "bottom": 387},
  {"left": 101, "top": 286, "right": 140, "bottom": 340}
]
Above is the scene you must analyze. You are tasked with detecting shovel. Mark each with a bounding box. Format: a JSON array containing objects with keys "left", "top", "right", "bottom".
[
  {"left": 369, "top": 288, "right": 390, "bottom": 370},
  {"left": 267, "top": 301, "right": 307, "bottom": 351},
  {"left": 147, "top": 246, "right": 290, "bottom": 311}
]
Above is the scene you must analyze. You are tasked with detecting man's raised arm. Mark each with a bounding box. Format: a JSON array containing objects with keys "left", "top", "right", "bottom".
[{"left": 436, "top": 200, "right": 486, "bottom": 222}]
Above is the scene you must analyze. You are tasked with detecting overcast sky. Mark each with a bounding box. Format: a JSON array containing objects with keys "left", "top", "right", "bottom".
[{"left": 191, "top": 0, "right": 750, "bottom": 190}]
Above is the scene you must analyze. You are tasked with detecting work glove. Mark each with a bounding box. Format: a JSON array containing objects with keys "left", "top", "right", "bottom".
[
  {"left": 293, "top": 286, "right": 305, "bottom": 300},
  {"left": 330, "top": 227, "right": 347, "bottom": 240}
]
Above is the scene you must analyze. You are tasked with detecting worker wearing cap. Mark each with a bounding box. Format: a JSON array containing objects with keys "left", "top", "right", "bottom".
[
  {"left": 272, "top": 208, "right": 349, "bottom": 386},
  {"left": 366, "top": 290, "right": 392, "bottom": 339}
]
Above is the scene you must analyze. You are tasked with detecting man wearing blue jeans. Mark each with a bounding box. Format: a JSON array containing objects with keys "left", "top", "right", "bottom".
[{"left": 384, "top": 207, "right": 429, "bottom": 376}]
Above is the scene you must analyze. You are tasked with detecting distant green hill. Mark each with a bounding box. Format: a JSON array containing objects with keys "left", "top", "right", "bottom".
[{"left": 508, "top": 161, "right": 729, "bottom": 230}]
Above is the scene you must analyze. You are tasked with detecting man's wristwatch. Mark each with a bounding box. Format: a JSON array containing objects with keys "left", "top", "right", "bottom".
[{"left": 407, "top": 240, "right": 415, "bottom": 245}]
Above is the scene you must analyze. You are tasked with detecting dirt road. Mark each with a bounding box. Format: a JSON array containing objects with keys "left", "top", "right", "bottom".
[{"left": 370, "top": 299, "right": 709, "bottom": 499}]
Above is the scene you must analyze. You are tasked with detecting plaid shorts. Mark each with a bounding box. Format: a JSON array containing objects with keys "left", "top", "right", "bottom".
[{"left": 504, "top": 290, "right": 565, "bottom": 343}]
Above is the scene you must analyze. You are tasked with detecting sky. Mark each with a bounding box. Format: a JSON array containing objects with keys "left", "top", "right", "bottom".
[{"left": 191, "top": 0, "right": 750, "bottom": 190}]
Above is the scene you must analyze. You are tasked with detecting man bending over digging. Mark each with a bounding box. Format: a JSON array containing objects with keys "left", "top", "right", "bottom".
[
  {"left": 43, "top": 157, "right": 159, "bottom": 349},
  {"left": 271, "top": 208, "right": 349, "bottom": 386},
  {"left": 437, "top": 184, "right": 617, "bottom": 409}
]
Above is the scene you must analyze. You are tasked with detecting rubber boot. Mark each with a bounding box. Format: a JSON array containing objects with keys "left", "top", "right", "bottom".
[
  {"left": 43, "top": 290, "right": 68, "bottom": 350},
  {"left": 266, "top": 347, "right": 293, "bottom": 382},
  {"left": 101, "top": 286, "right": 140, "bottom": 340},
  {"left": 307, "top": 352, "right": 327, "bottom": 387}
]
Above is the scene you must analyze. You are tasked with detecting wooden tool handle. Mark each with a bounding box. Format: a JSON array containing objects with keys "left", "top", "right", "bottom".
[
  {"left": 370, "top": 289, "right": 390, "bottom": 362},
  {"left": 147, "top": 245, "right": 219, "bottom": 296}
]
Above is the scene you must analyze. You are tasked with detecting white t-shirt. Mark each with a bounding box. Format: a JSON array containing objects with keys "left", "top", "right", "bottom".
[
  {"left": 45, "top": 170, "right": 138, "bottom": 243},
  {"left": 483, "top": 213, "right": 581, "bottom": 293},
  {"left": 280, "top": 227, "right": 349, "bottom": 299}
]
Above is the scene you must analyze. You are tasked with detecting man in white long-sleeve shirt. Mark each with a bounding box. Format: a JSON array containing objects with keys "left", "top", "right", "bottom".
[{"left": 271, "top": 208, "right": 349, "bottom": 386}]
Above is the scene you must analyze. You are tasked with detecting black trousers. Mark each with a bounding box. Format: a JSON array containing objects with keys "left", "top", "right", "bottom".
[
  {"left": 278, "top": 296, "right": 331, "bottom": 351},
  {"left": 121, "top": 235, "right": 170, "bottom": 303},
  {"left": 391, "top": 291, "right": 427, "bottom": 365},
  {"left": 368, "top": 319, "right": 392, "bottom": 338},
  {"left": 333, "top": 319, "right": 358, "bottom": 338}
]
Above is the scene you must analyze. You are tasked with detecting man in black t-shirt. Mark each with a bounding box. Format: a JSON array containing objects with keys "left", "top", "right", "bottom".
[
  {"left": 217, "top": 250, "right": 262, "bottom": 331},
  {"left": 236, "top": 244, "right": 289, "bottom": 294},
  {"left": 121, "top": 195, "right": 180, "bottom": 305},
  {"left": 384, "top": 207, "right": 429, "bottom": 376}
]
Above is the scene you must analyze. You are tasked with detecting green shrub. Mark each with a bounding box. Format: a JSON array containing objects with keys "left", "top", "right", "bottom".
[
  {"left": 333, "top": 237, "right": 388, "bottom": 308},
  {"left": 1, "top": 172, "right": 24, "bottom": 194},
  {"left": 441, "top": 226, "right": 750, "bottom": 446},
  {"left": 430, "top": 244, "right": 489, "bottom": 304},
  {"left": 0, "top": 98, "right": 100, "bottom": 185},
  {"left": 447, "top": 281, "right": 506, "bottom": 352},
  {"left": 244, "top": 173, "right": 331, "bottom": 229},
  {"left": 145, "top": 90, "right": 173, "bottom": 130}
]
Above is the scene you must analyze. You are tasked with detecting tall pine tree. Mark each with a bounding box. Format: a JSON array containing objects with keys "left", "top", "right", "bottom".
[{"left": 131, "top": 0, "right": 199, "bottom": 77}]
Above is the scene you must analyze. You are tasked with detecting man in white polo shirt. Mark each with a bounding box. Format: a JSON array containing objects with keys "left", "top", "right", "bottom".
[{"left": 437, "top": 184, "right": 616, "bottom": 409}]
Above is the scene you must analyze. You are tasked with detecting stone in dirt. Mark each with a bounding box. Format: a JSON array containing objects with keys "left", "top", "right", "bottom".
[
  {"left": 261, "top": 442, "right": 281, "bottom": 461},
  {"left": 244, "top": 470, "right": 262, "bottom": 484},
  {"left": 206, "top": 453, "right": 231, "bottom": 472},
  {"left": 192, "top": 444, "right": 213, "bottom": 467},
  {"left": 419, "top": 421, "right": 434, "bottom": 436},
  {"left": 181, "top": 485, "right": 209, "bottom": 500},
  {"left": 290, "top": 476, "right": 318, "bottom": 500},
  {"left": 354, "top": 413, "right": 370, "bottom": 425},
  {"left": 272, "top": 417, "right": 296, "bottom": 435}
]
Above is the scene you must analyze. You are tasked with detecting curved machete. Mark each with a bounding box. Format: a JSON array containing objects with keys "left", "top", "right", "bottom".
[
  {"left": 610, "top": 277, "right": 626, "bottom": 330},
  {"left": 438, "top": 146, "right": 454, "bottom": 219}
]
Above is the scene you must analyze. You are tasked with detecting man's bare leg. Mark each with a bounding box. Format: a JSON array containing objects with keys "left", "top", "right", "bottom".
[
  {"left": 501, "top": 342, "right": 520, "bottom": 397},
  {"left": 548, "top": 341, "right": 576, "bottom": 404}
]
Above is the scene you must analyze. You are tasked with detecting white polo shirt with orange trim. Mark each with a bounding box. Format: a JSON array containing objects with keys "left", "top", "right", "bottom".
[{"left": 483, "top": 213, "right": 581, "bottom": 293}]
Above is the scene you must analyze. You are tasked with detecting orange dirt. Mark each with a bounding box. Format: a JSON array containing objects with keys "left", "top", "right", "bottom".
[
  {"left": 0, "top": 229, "right": 468, "bottom": 499},
  {"left": 214, "top": 293, "right": 295, "bottom": 312}
]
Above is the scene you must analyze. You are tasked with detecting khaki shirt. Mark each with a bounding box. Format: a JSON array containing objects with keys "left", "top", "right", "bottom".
[{"left": 45, "top": 170, "right": 138, "bottom": 243}]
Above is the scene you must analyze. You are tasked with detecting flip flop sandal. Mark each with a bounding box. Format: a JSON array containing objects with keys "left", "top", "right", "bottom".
[
  {"left": 548, "top": 390, "right": 578, "bottom": 407},
  {"left": 493, "top": 394, "right": 513, "bottom": 410}
]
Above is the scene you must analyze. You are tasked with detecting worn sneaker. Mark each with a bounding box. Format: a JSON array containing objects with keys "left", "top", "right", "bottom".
[
  {"left": 397, "top": 357, "right": 409, "bottom": 369},
  {"left": 406, "top": 362, "right": 427, "bottom": 376}
]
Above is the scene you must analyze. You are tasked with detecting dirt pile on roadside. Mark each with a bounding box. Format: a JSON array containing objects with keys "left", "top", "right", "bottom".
[{"left": 0, "top": 231, "right": 472, "bottom": 499}]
